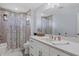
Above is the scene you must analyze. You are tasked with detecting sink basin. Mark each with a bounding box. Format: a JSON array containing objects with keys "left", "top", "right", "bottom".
[
  {"left": 38, "top": 36, "right": 70, "bottom": 45},
  {"left": 51, "top": 40, "right": 70, "bottom": 45}
]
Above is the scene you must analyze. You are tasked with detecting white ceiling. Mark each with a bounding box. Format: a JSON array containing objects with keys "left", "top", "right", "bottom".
[
  {"left": 0, "top": 3, "right": 44, "bottom": 13},
  {"left": 43, "top": 3, "right": 79, "bottom": 16},
  {"left": 0, "top": 3, "right": 79, "bottom": 14}
]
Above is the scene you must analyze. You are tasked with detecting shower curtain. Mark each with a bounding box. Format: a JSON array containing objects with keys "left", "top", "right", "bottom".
[
  {"left": 6, "top": 13, "right": 31, "bottom": 49},
  {"left": 0, "top": 11, "right": 7, "bottom": 43}
]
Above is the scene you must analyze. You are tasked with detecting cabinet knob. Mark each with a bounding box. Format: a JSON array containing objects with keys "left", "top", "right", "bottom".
[{"left": 77, "top": 33, "right": 79, "bottom": 35}]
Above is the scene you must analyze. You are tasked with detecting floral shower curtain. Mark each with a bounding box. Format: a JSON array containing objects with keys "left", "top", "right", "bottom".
[
  {"left": 6, "top": 13, "right": 31, "bottom": 49},
  {"left": 0, "top": 11, "right": 7, "bottom": 43}
]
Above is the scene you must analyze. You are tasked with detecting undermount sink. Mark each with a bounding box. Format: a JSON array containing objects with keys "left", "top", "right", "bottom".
[
  {"left": 38, "top": 36, "right": 70, "bottom": 45},
  {"left": 51, "top": 40, "right": 70, "bottom": 45}
]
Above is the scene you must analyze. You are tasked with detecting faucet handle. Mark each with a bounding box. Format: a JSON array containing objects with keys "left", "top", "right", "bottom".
[
  {"left": 65, "top": 32, "right": 67, "bottom": 35},
  {"left": 58, "top": 33, "right": 61, "bottom": 35},
  {"left": 77, "top": 33, "right": 79, "bottom": 35}
]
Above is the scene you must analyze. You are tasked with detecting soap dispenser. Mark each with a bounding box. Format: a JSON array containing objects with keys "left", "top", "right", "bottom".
[{"left": 58, "top": 33, "right": 61, "bottom": 41}]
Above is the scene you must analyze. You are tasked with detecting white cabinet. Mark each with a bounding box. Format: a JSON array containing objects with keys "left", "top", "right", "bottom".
[
  {"left": 29, "top": 39, "right": 40, "bottom": 56},
  {"left": 40, "top": 43, "right": 50, "bottom": 56},
  {"left": 29, "top": 38, "right": 71, "bottom": 56},
  {"left": 29, "top": 38, "right": 50, "bottom": 56},
  {"left": 30, "top": 44, "right": 38, "bottom": 56},
  {"left": 49, "top": 47, "right": 70, "bottom": 56}
]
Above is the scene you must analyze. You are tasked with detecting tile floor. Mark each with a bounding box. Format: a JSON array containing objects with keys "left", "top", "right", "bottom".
[{"left": 1, "top": 48, "right": 23, "bottom": 56}]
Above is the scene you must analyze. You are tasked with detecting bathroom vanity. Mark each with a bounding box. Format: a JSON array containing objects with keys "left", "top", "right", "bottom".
[{"left": 29, "top": 36, "right": 79, "bottom": 56}]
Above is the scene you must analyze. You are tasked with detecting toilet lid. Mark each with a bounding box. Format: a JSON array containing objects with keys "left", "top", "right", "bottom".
[{"left": 24, "top": 41, "right": 30, "bottom": 47}]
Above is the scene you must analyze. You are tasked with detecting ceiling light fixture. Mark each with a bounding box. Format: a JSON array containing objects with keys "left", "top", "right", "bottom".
[
  {"left": 48, "top": 3, "right": 52, "bottom": 6},
  {"left": 15, "top": 8, "right": 18, "bottom": 10},
  {"left": 48, "top": 3, "right": 60, "bottom": 8},
  {"left": 26, "top": 17, "right": 30, "bottom": 21}
]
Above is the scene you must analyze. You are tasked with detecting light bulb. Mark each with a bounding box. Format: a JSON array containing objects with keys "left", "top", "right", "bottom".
[
  {"left": 26, "top": 18, "right": 29, "bottom": 21},
  {"left": 48, "top": 3, "right": 51, "bottom": 5},
  {"left": 15, "top": 8, "right": 18, "bottom": 10}
]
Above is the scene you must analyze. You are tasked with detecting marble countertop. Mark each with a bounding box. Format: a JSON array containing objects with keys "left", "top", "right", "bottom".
[{"left": 30, "top": 36, "right": 79, "bottom": 56}]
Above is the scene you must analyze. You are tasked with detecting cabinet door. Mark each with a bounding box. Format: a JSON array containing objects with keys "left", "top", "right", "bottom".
[
  {"left": 29, "top": 45, "right": 34, "bottom": 56},
  {"left": 30, "top": 38, "right": 50, "bottom": 56},
  {"left": 29, "top": 39, "right": 40, "bottom": 56},
  {"left": 37, "top": 41, "right": 50, "bottom": 56},
  {"left": 50, "top": 47, "right": 70, "bottom": 56},
  {"left": 30, "top": 43, "right": 40, "bottom": 56},
  {"left": 41, "top": 44, "right": 49, "bottom": 56}
]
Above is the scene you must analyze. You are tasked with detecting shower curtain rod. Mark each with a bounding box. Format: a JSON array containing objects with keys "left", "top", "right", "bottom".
[{"left": 0, "top": 7, "right": 31, "bottom": 15}]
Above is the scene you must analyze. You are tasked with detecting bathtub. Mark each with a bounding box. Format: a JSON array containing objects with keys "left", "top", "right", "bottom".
[{"left": 0, "top": 43, "right": 7, "bottom": 55}]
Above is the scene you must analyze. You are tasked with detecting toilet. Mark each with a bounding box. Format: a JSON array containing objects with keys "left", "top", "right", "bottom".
[
  {"left": 0, "top": 43, "right": 7, "bottom": 55},
  {"left": 23, "top": 41, "right": 30, "bottom": 55}
]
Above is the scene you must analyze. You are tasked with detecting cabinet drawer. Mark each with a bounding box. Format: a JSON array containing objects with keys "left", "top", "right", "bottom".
[
  {"left": 50, "top": 47, "right": 70, "bottom": 56},
  {"left": 29, "top": 44, "right": 40, "bottom": 56},
  {"left": 30, "top": 39, "right": 38, "bottom": 44},
  {"left": 30, "top": 38, "right": 50, "bottom": 56}
]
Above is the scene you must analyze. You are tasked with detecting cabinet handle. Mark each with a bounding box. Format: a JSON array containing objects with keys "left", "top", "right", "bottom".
[
  {"left": 31, "top": 40, "right": 33, "bottom": 42},
  {"left": 31, "top": 46, "right": 33, "bottom": 49},
  {"left": 31, "top": 54, "right": 33, "bottom": 56},
  {"left": 39, "top": 51, "right": 42, "bottom": 56},
  {"left": 57, "top": 54, "right": 60, "bottom": 56}
]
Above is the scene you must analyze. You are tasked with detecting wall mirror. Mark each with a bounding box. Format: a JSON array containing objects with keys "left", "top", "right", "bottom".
[
  {"left": 40, "top": 3, "right": 77, "bottom": 37},
  {"left": 41, "top": 15, "right": 53, "bottom": 34}
]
